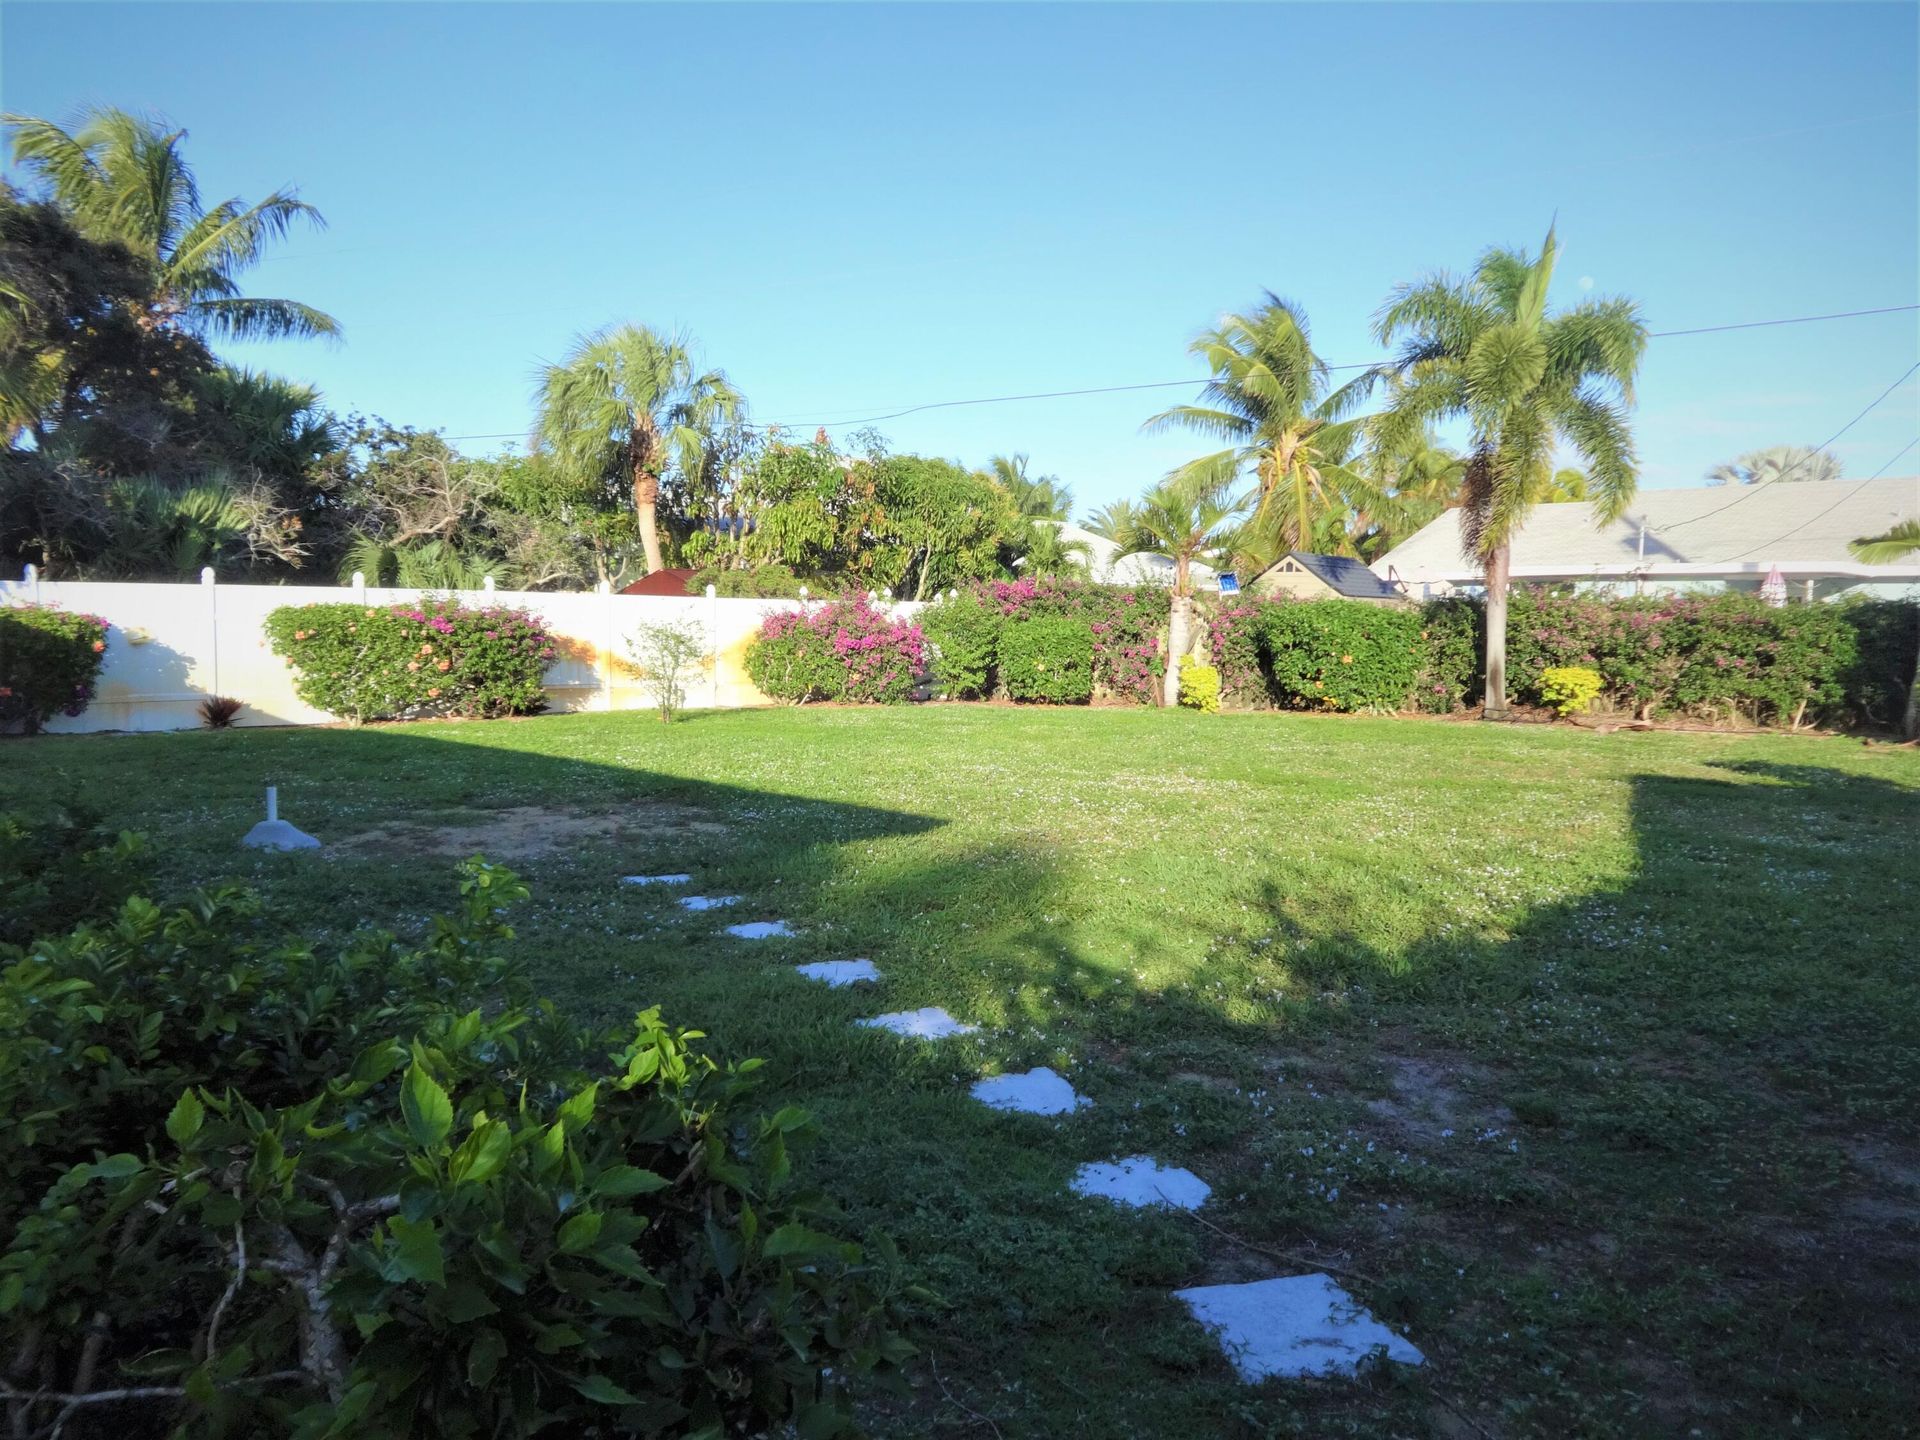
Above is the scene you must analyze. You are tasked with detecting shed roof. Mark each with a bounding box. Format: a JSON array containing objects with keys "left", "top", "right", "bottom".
[{"left": 1252, "top": 552, "right": 1404, "bottom": 599}]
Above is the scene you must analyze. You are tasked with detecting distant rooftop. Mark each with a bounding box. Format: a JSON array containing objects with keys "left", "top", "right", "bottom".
[{"left": 1258, "top": 551, "right": 1405, "bottom": 600}]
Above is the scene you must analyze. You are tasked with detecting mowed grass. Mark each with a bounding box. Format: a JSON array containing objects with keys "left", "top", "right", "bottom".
[{"left": 5, "top": 706, "right": 1918, "bottom": 1438}]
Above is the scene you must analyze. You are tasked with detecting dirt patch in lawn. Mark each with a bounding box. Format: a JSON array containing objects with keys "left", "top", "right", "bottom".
[
  {"left": 334, "top": 803, "right": 728, "bottom": 861},
  {"left": 1363, "top": 1052, "right": 1515, "bottom": 1146}
]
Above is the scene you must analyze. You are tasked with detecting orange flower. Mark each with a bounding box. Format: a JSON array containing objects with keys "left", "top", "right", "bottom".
[
  {"left": 435, "top": 659, "right": 451, "bottom": 672},
  {"left": 427, "top": 687, "right": 442, "bottom": 698},
  {"left": 1340, "top": 654, "right": 1353, "bottom": 664},
  {"left": 406, "top": 661, "right": 420, "bottom": 672},
  {"left": 419, "top": 643, "right": 434, "bottom": 656},
  {"left": 91, "top": 639, "right": 105, "bottom": 653}
]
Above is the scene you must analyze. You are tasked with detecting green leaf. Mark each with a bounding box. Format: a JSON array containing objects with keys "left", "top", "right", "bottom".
[
  {"left": 165, "top": 1089, "right": 205, "bottom": 1146},
  {"left": 594, "top": 1165, "right": 671, "bottom": 1198},
  {"left": 763, "top": 1223, "right": 846, "bottom": 1259},
  {"left": 86, "top": 1153, "right": 143, "bottom": 1181},
  {"left": 571, "top": 1374, "right": 643, "bottom": 1406},
  {"left": 382, "top": 1215, "right": 446, "bottom": 1287},
  {"left": 466, "top": 1328, "right": 506, "bottom": 1387},
  {"left": 556, "top": 1211, "right": 603, "bottom": 1254},
  {"left": 557, "top": 1082, "right": 598, "bottom": 1131},
  {"left": 448, "top": 1120, "right": 511, "bottom": 1186},
  {"left": 440, "top": 1278, "right": 500, "bottom": 1323},
  {"left": 401, "top": 1060, "right": 453, "bottom": 1149}
]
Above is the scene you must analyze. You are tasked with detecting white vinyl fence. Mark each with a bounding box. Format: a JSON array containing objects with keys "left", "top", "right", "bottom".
[{"left": 2, "top": 568, "right": 921, "bottom": 734}]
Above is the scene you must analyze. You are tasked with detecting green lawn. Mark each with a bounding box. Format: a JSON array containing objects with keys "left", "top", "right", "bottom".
[{"left": 7, "top": 707, "right": 1918, "bottom": 1438}]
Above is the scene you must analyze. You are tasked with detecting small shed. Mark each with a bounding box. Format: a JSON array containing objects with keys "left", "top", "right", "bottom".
[{"left": 1246, "top": 553, "right": 1407, "bottom": 605}]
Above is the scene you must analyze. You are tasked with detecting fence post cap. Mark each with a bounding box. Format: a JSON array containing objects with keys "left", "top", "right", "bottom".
[
  {"left": 200, "top": 567, "right": 216, "bottom": 585},
  {"left": 705, "top": 583, "right": 717, "bottom": 598},
  {"left": 598, "top": 580, "right": 612, "bottom": 595}
]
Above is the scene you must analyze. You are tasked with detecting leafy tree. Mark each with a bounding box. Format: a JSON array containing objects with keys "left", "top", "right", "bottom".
[
  {"left": 1118, "top": 471, "right": 1246, "bottom": 706},
  {"left": 1708, "top": 444, "right": 1843, "bottom": 487},
  {"left": 1144, "top": 295, "right": 1385, "bottom": 557},
  {"left": 987, "top": 453, "right": 1073, "bottom": 520},
  {"left": 3, "top": 106, "right": 338, "bottom": 342},
  {"left": 1849, "top": 520, "right": 1920, "bottom": 737},
  {"left": 1372, "top": 225, "right": 1647, "bottom": 716},
  {"left": 535, "top": 324, "right": 743, "bottom": 576},
  {"left": 869, "top": 454, "right": 1016, "bottom": 599}
]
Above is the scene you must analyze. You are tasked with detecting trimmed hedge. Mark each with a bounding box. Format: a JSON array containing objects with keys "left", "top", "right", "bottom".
[
  {"left": 1262, "top": 602, "right": 1424, "bottom": 713},
  {"left": 919, "top": 590, "right": 1001, "bottom": 699},
  {"left": 926, "top": 578, "right": 1169, "bottom": 704},
  {"left": 745, "top": 595, "right": 924, "bottom": 704},
  {"left": 999, "top": 615, "right": 1094, "bottom": 704},
  {"left": 265, "top": 598, "right": 556, "bottom": 723},
  {"left": 0, "top": 604, "right": 109, "bottom": 732}
]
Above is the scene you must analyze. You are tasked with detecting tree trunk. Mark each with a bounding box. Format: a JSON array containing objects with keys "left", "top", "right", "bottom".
[
  {"left": 1163, "top": 594, "right": 1190, "bottom": 707},
  {"left": 1904, "top": 633, "right": 1920, "bottom": 740},
  {"left": 633, "top": 468, "right": 664, "bottom": 576},
  {"left": 1482, "top": 542, "right": 1510, "bottom": 719}
]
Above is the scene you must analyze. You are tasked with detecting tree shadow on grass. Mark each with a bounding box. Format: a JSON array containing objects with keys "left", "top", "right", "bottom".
[{"left": 4, "top": 722, "right": 1917, "bottom": 1438}]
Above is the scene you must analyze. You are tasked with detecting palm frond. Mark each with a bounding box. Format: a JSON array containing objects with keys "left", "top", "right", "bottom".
[{"left": 1848, "top": 520, "right": 1920, "bottom": 564}]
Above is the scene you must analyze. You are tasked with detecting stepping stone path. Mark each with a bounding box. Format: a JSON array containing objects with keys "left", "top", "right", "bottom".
[
  {"left": 796, "top": 959, "right": 881, "bottom": 986},
  {"left": 621, "top": 873, "right": 691, "bottom": 886},
  {"left": 970, "top": 1067, "right": 1087, "bottom": 1116},
  {"left": 856, "top": 1007, "right": 978, "bottom": 1039},
  {"left": 678, "top": 894, "right": 740, "bottom": 911},
  {"left": 1172, "top": 1274, "right": 1425, "bottom": 1380},
  {"left": 1071, "top": 1156, "right": 1211, "bottom": 1211},
  {"left": 726, "top": 920, "right": 793, "bottom": 940}
]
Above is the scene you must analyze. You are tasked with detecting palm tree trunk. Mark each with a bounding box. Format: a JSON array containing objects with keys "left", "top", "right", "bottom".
[
  {"left": 1482, "top": 542, "right": 1511, "bottom": 719},
  {"left": 1163, "top": 595, "right": 1190, "bottom": 707},
  {"left": 1903, "top": 638, "right": 1920, "bottom": 740},
  {"left": 631, "top": 418, "right": 665, "bottom": 576}
]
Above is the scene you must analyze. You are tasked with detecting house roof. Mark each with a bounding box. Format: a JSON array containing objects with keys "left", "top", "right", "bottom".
[
  {"left": 1371, "top": 476, "right": 1920, "bottom": 583},
  {"left": 1053, "top": 522, "right": 1220, "bottom": 588},
  {"left": 1256, "top": 551, "right": 1405, "bottom": 600}
]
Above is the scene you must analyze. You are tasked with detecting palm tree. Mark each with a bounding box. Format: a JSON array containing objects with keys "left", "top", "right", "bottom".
[
  {"left": 1118, "top": 472, "right": 1246, "bottom": 706},
  {"left": 987, "top": 453, "right": 1073, "bottom": 520},
  {"left": 1708, "top": 445, "right": 1843, "bottom": 487},
  {"left": 1013, "top": 518, "right": 1094, "bottom": 578},
  {"left": 1144, "top": 295, "right": 1386, "bottom": 559},
  {"left": 1373, "top": 225, "right": 1647, "bottom": 717},
  {"left": 535, "top": 324, "right": 743, "bottom": 575},
  {"left": 3, "top": 107, "right": 338, "bottom": 342},
  {"left": 1849, "top": 520, "right": 1920, "bottom": 737},
  {"left": 1082, "top": 500, "right": 1141, "bottom": 543}
]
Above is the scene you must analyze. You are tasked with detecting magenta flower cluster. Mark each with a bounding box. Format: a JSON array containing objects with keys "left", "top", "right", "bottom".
[
  {"left": 752, "top": 595, "right": 925, "bottom": 704},
  {"left": 971, "top": 576, "right": 1169, "bottom": 704}
]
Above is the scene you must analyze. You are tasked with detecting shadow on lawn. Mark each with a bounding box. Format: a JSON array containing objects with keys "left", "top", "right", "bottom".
[{"left": 9, "top": 721, "right": 1918, "bottom": 1438}]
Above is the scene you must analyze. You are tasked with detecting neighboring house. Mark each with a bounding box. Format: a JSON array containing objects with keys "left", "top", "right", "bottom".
[
  {"left": 1372, "top": 475, "right": 1920, "bottom": 601},
  {"left": 1246, "top": 552, "right": 1408, "bottom": 605},
  {"left": 1052, "top": 522, "right": 1220, "bottom": 589}
]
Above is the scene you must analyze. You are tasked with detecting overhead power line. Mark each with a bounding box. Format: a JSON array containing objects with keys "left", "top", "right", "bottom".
[{"left": 437, "top": 302, "right": 1919, "bottom": 443}]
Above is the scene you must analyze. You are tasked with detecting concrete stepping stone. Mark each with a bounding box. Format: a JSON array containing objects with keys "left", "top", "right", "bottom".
[
  {"left": 622, "top": 873, "right": 691, "bottom": 886},
  {"left": 796, "top": 959, "right": 881, "bottom": 986},
  {"left": 1172, "top": 1274, "right": 1424, "bottom": 1381},
  {"left": 678, "top": 895, "right": 740, "bottom": 911},
  {"left": 856, "top": 1007, "right": 978, "bottom": 1039},
  {"left": 970, "top": 1067, "right": 1087, "bottom": 1116},
  {"left": 1071, "top": 1155, "right": 1211, "bottom": 1210},
  {"left": 725, "top": 920, "right": 793, "bottom": 939}
]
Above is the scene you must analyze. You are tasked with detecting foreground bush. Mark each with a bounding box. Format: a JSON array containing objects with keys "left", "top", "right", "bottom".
[
  {"left": 0, "top": 603, "right": 109, "bottom": 732},
  {"left": 746, "top": 595, "right": 924, "bottom": 704},
  {"left": 998, "top": 614, "right": 1094, "bottom": 703},
  {"left": 0, "top": 852, "right": 917, "bottom": 1439},
  {"left": 1262, "top": 602, "right": 1424, "bottom": 712},
  {"left": 0, "top": 802, "right": 146, "bottom": 948},
  {"left": 264, "top": 598, "right": 557, "bottom": 723}
]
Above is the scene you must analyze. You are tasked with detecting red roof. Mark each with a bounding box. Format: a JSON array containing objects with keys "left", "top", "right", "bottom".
[{"left": 619, "top": 568, "right": 698, "bottom": 596}]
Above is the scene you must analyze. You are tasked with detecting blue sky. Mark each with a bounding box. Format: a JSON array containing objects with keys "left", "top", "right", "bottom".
[{"left": 5, "top": 1, "right": 1916, "bottom": 515}]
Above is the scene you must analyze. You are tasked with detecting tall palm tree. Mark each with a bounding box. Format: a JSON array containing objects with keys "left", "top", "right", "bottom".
[
  {"left": 1849, "top": 520, "right": 1920, "bottom": 738},
  {"left": 987, "top": 453, "right": 1073, "bottom": 520},
  {"left": 3, "top": 107, "right": 338, "bottom": 342},
  {"left": 1707, "top": 444, "right": 1843, "bottom": 487},
  {"left": 535, "top": 324, "right": 743, "bottom": 575},
  {"left": 1372, "top": 225, "right": 1646, "bottom": 717},
  {"left": 1118, "top": 472, "right": 1246, "bottom": 706},
  {"left": 1144, "top": 295, "right": 1386, "bottom": 558}
]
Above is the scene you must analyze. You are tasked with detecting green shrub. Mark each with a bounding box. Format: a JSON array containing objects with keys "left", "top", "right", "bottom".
[
  {"left": 1539, "top": 665, "right": 1604, "bottom": 717},
  {"left": 745, "top": 596, "right": 925, "bottom": 704},
  {"left": 264, "top": 599, "right": 556, "bottom": 723},
  {"left": 686, "top": 563, "right": 813, "bottom": 598},
  {"left": 974, "top": 578, "right": 1168, "bottom": 703},
  {"left": 1262, "top": 602, "right": 1422, "bottom": 712},
  {"left": 998, "top": 614, "right": 1094, "bottom": 703},
  {"left": 1207, "top": 599, "right": 1281, "bottom": 707},
  {"left": 0, "top": 853, "right": 918, "bottom": 1439},
  {"left": 919, "top": 591, "right": 1002, "bottom": 698},
  {"left": 0, "top": 604, "right": 109, "bottom": 732},
  {"left": 1835, "top": 597, "right": 1920, "bottom": 731},
  {"left": 1178, "top": 657, "right": 1221, "bottom": 713},
  {"left": 0, "top": 802, "right": 147, "bottom": 948},
  {"left": 1413, "top": 598, "right": 1482, "bottom": 713}
]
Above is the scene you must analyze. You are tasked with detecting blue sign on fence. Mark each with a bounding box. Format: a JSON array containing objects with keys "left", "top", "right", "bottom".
[{"left": 1217, "top": 573, "right": 1240, "bottom": 594}]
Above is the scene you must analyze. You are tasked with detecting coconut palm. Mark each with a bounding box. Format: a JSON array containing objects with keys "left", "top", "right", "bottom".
[
  {"left": 1708, "top": 444, "right": 1842, "bottom": 487},
  {"left": 1849, "top": 520, "right": 1920, "bottom": 737},
  {"left": 1144, "top": 295, "right": 1387, "bottom": 558},
  {"left": 987, "top": 453, "right": 1073, "bottom": 520},
  {"left": 1012, "top": 518, "right": 1094, "bottom": 578},
  {"left": 1118, "top": 471, "right": 1247, "bottom": 706},
  {"left": 1372, "top": 225, "right": 1647, "bottom": 717},
  {"left": 1082, "top": 500, "right": 1141, "bottom": 542},
  {"left": 535, "top": 324, "right": 743, "bottom": 575},
  {"left": 3, "top": 107, "right": 338, "bottom": 342}
]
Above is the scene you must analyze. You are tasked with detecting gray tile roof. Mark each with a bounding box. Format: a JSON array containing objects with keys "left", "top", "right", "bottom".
[
  {"left": 1372, "top": 476, "right": 1919, "bottom": 581},
  {"left": 1278, "top": 551, "right": 1405, "bottom": 599}
]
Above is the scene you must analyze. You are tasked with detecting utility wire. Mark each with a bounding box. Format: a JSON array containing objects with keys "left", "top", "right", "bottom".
[
  {"left": 437, "top": 302, "right": 1920, "bottom": 443},
  {"left": 1706, "top": 435, "right": 1920, "bottom": 566},
  {"left": 1655, "top": 360, "right": 1920, "bottom": 532}
]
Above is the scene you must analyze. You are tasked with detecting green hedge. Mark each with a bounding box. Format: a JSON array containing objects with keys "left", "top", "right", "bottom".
[
  {"left": 0, "top": 839, "right": 918, "bottom": 1440},
  {"left": 264, "top": 598, "right": 556, "bottom": 723},
  {"left": 1261, "top": 602, "right": 1424, "bottom": 713},
  {"left": 919, "top": 591, "right": 1002, "bottom": 699},
  {"left": 0, "top": 604, "right": 109, "bottom": 732},
  {"left": 998, "top": 615, "right": 1094, "bottom": 703}
]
